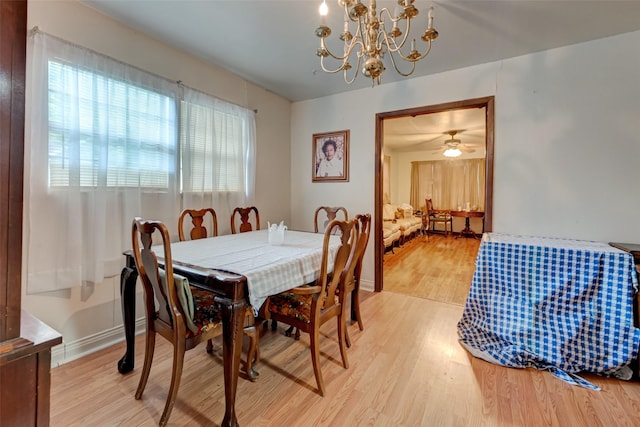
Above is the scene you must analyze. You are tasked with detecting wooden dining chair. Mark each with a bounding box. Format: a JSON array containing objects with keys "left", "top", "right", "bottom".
[
  {"left": 314, "top": 206, "right": 348, "bottom": 233},
  {"left": 345, "top": 213, "right": 371, "bottom": 347},
  {"left": 178, "top": 208, "right": 218, "bottom": 241},
  {"left": 131, "top": 218, "right": 258, "bottom": 427},
  {"left": 265, "top": 218, "right": 358, "bottom": 396},
  {"left": 426, "top": 198, "right": 452, "bottom": 235},
  {"left": 178, "top": 207, "right": 259, "bottom": 369},
  {"left": 231, "top": 206, "right": 260, "bottom": 234}
]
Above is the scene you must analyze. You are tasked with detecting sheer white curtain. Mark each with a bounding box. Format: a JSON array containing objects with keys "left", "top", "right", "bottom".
[
  {"left": 27, "top": 31, "right": 180, "bottom": 293},
  {"left": 410, "top": 159, "right": 485, "bottom": 211},
  {"left": 180, "top": 87, "right": 256, "bottom": 236}
]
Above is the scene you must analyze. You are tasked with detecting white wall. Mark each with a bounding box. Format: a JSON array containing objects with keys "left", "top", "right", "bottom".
[
  {"left": 291, "top": 30, "right": 640, "bottom": 291},
  {"left": 23, "top": 1, "right": 291, "bottom": 365}
]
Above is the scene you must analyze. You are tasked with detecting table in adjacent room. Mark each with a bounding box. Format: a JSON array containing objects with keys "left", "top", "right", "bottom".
[{"left": 449, "top": 210, "right": 484, "bottom": 238}]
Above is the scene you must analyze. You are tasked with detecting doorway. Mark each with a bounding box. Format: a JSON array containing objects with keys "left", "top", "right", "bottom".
[{"left": 374, "top": 97, "right": 495, "bottom": 292}]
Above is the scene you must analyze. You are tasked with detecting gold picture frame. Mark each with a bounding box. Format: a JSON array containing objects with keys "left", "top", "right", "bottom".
[{"left": 312, "top": 130, "right": 349, "bottom": 182}]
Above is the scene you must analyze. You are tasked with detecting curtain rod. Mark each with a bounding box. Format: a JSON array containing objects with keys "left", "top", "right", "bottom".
[{"left": 29, "top": 26, "right": 257, "bottom": 115}]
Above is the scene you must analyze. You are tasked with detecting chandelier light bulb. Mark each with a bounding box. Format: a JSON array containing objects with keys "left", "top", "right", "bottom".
[{"left": 319, "top": 1, "right": 328, "bottom": 17}]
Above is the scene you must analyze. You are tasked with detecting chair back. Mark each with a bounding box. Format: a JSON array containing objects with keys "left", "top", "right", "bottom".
[
  {"left": 231, "top": 206, "right": 260, "bottom": 234},
  {"left": 319, "top": 218, "right": 359, "bottom": 311},
  {"left": 426, "top": 198, "right": 435, "bottom": 215},
  {"left": 314, "top": 206, "right": 348, "bottom": 233},
  {"left": 353, "top": 213, "right": 371, "bottom": 284},
  {"left": 178, "top": 208, "right": 218, "bottom": 241},
  {"left": 132, "top": 218, "right": 183, "bottom": 332}
]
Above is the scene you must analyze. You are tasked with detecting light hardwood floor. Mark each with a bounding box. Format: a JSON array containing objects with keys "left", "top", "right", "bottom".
[
  {"left": 383, "top": 233, "right": 480, "bottom": 306},
  {"left": 50, "top": 234, "right": 640, "bottom": 426}
]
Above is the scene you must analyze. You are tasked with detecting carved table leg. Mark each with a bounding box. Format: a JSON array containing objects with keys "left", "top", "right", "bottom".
[
  {"left": 117, "top": 257, "right": 138, "bottom": 374},
  {"left": 218, "top": 297, "right": 245, "bottom": 427}
]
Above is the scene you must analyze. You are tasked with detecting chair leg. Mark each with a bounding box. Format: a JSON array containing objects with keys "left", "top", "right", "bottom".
[
  {"left": 337, "top": 310, "right": 349, "bottom": 370},
  {"left": 206, "top": 338, "right": 214, "bottom": 353},
  {"left": 351, "top": 288, "right": 364, "bottom": 331},
  {"left": 135, "top": 330, "right": 156, "bottom": 400},
  {"left": 284, "top": 325, "right": 301, "bottom": 340},
  {"left": 310, "top": 327, "right": 325, "bottom": 396},
  {"left": 159, "top": 340, "right": 186, "bottom": 427}
]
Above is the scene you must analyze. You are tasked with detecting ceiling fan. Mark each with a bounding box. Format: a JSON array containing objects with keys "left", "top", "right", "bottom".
[{"left": 434, "top": 130, "right": 477, "bottom": 157}]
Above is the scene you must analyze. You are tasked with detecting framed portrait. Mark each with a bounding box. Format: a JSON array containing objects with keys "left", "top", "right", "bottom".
[{"left": 312, "top": 130, "right": 349, "bottom": 182}]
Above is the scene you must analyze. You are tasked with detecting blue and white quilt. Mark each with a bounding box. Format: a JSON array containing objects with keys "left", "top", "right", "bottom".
[{"left": 457, "top": 233, "right": 640, "bottom": 389}]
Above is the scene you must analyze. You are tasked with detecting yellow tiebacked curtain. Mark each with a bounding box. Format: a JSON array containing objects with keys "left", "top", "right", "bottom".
[{"left": 410, "top": 159, "right": 485, "bottom": 211}]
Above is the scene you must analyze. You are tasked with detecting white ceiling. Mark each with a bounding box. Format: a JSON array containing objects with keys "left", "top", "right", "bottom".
[
  {"left": 383, "top": 107, "right": 486, "bottom": 154},
  {"left": 80, "top": 0, "right": 640, "bottom": 103}
]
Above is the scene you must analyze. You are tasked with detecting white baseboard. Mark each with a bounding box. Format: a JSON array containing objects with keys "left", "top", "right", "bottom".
[
  {"left": 361, "top": 278, "right": 374, "bottom": 292},
  {"left": 51, "top": 318, "right": 146, "bottom": 367}
]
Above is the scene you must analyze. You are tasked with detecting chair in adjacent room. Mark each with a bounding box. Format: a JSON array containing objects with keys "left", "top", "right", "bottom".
[
  {"left": 231, "top": 206, "right": 260, "bottom": 234},
  {"left": 131, "top": 218, "right": 258, "bottom": 427},
  {"left": 344, "top": 213, "right": 370, "bottom": 347},
  {"left": 426, "top": 198, "right": 452, "bottom": 235},
  {"left": 178, "top": 208, "right": 218, "bottom": 241},
  {"left": 265, "top": 218, "right": 358, "bottom": 396},
  {"left": 313, "top": 206, "right": 348, "bottom": 233}
]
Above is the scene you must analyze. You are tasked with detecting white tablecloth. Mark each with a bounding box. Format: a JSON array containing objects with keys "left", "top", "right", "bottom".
[{"left": 162, "top": 229, "right": 338, "bottom": 313}]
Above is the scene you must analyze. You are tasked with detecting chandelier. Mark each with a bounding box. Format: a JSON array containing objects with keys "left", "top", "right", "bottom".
[{"left": 315, "top": 0, "right": 439, "bottom": 86}]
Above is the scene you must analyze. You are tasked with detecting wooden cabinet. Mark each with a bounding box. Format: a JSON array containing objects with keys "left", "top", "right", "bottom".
[{"left": 0, "top": 312, "right": 62, "bottom": 426}]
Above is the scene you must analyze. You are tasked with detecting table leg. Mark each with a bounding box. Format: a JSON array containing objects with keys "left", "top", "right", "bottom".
[
  {"left": 118, "top": 258, "right": 138, "bottom": 374},
  {"left": 218, "top": 296, "right": 245, "bottom": 427},
  {"left": 456, "top": 217, "right": 479, "bottom": 239}
]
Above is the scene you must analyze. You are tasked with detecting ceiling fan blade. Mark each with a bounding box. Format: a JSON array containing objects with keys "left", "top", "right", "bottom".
[{"left": 460, "top": 146, "right": 476, "bottom": 153}]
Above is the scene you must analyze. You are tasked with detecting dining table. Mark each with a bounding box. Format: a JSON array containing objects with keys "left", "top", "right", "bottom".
[
  {"left": 458, "top": 232, "right": 640, "bottom": 389},
  {"left": 117, "top": 229, "right": 339, "bottom": 426}
]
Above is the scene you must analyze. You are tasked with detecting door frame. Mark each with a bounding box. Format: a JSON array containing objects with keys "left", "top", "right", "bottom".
[{"left": 374, "top": 96, "right": 495, "bottom": 292}]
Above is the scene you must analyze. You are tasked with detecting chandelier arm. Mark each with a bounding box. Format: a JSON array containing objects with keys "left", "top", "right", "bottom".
[
  {"left": 319, "top": 56, "right": 349, "bottom": 74},
  {"left": 394, "top": 40, "right": 433, "bottom": 63},
  {"left": 319, "top": 37, "right": 347, "bottom": 62},
  {"left": 387, "top": 51, "right": 417, "bottom": 77},
  {"left": 378, "top": 14, "right": 413, "bottom": 55},
  {"left": 342, "top": 51, "right": 362, "bottom": 84},
  {"left": 378, "top": 7, "right": 398, "bottom": 24}
]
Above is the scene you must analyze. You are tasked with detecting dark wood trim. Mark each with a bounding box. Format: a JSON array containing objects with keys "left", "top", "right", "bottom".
[
  {"left": 0, "top": 0, "right": 26, "bottom": 343},
  {"left": 374, "top": 96, "right": 495, "bottom": 292}
]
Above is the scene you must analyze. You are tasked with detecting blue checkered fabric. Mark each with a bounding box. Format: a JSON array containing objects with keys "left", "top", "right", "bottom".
[{"left": 458, "top": 233, "right": 640, "bottom": 390}]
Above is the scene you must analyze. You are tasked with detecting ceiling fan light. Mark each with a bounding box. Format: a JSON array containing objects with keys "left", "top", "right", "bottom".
[{"left": 443, "top": 147, "right": 462, "bottom": 158}]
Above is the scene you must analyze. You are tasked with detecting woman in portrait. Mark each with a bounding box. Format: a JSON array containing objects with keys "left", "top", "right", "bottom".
[{"left": 316, "top": 139, "right": 343, "bottom": 177}]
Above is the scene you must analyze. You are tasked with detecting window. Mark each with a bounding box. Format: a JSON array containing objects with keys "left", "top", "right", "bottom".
[{"left": 48, "top": 61, "right": 177, "bottom": 189}]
